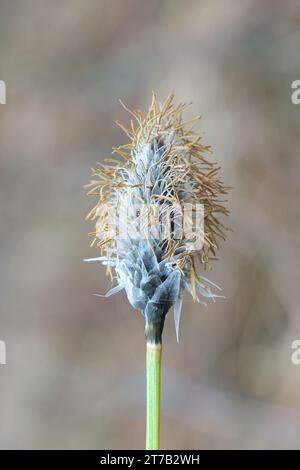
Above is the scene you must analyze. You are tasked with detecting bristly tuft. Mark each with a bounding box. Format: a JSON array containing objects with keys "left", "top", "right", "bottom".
[{"left": 86, "top": 93, "right": 229, "bottom": 343}]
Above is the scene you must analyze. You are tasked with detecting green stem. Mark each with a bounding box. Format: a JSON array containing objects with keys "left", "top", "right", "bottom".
[{"left": 146, "top": 342, "right": 162, "bottom": 450}]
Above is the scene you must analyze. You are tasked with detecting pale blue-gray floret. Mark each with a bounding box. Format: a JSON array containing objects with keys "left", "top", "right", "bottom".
[{"left": 85, "top": 134, "right": 223, "bottom": 341}]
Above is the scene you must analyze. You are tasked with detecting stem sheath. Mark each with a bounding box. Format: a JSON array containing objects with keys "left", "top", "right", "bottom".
[{"left": 146, "top": 342, "right": 162, "bottom": 450}]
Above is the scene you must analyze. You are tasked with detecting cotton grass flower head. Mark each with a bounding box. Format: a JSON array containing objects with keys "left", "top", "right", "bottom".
[
  {"left": 86, "top": 93, "right": 229, "bottom": 344},
  {"left": 86, "top": 93, "right": 229, "bottom": 449}
]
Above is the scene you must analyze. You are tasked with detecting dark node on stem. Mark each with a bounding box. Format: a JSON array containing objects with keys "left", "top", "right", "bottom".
[{"left": 144, "top": 304, "right": 167, "bottom": 344}]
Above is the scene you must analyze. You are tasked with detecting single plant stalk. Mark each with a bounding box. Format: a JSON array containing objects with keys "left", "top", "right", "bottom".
[
  {"left": 146, "top": 342, "right": 162, "bottom": 450},
  {"left": 86, "top": 94, "right": 229, "bottom": 450}
]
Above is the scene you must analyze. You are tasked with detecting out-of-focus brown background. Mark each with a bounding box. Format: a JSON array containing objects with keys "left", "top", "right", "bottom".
[{"left": 1, "top": 0, "right": 300, "bottom": 449}]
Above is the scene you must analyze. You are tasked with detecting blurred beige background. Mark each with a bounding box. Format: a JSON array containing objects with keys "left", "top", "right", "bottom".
[{"left": 1, "top": 0, "right": 300, "bottom": 449}]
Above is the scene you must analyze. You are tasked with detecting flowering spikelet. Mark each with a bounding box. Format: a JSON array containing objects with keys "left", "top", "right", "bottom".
[{"left": 86, "top": 93, "right": 229, "bottom": 343}]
